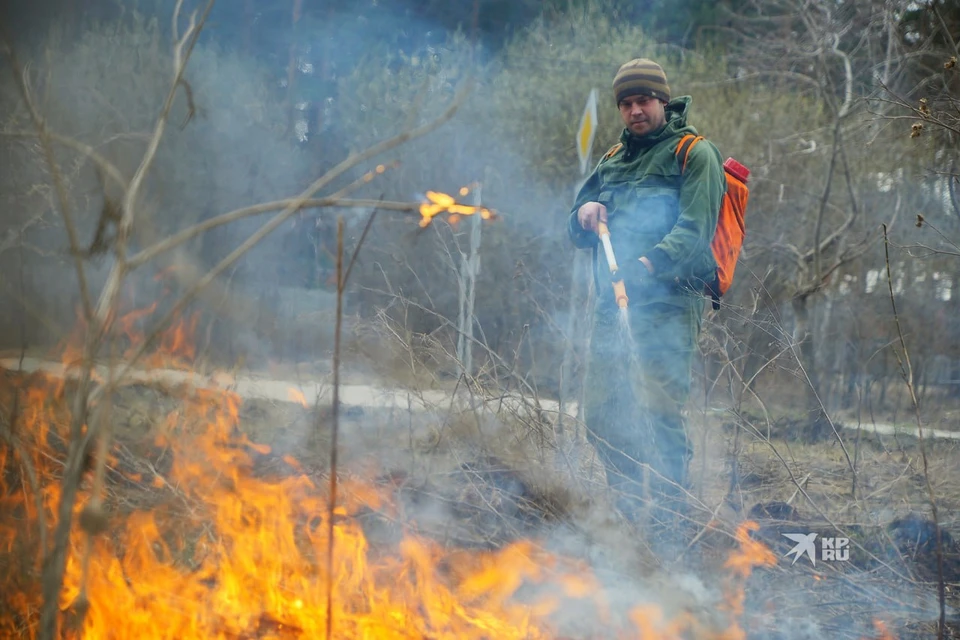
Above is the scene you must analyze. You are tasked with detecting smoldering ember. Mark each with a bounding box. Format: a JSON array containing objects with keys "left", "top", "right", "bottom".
[{"left": 1, "top": 1, "right": 959, "bottom": 639}]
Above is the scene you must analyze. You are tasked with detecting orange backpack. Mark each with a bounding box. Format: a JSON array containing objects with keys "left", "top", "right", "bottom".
[{"left": 675, "top": 134, "right": 750, "bottom": 310}]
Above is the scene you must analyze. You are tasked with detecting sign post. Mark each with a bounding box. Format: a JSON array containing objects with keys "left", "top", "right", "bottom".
[
  {"left": 457, "top": 181, "right": 482, "bottom": 380},
  {"left": 561, "top": 89, "right": 600, "bottom": 428},
  {"left": 576, "top": 89, "right": 598, "bottom": 176}
]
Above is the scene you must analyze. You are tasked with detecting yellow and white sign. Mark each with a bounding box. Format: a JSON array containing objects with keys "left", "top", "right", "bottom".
[{"left": 577, "top": 88, "right": 598, "bottom": 175}]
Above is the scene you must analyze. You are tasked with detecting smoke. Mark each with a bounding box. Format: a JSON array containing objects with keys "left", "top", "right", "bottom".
[
  {"left": 0, "top": 0, "right": 587, "bottom": 372},
  {"left": 0, "top": 3, "right": 311, "bottom": 356},
  {"left": 3, "top": 3, "right": 951, "bottom": 639}
]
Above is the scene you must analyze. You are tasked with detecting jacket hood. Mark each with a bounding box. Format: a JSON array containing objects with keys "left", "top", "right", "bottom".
[{"left": 618, "top": 95, "right": 697, "bottom": 152}]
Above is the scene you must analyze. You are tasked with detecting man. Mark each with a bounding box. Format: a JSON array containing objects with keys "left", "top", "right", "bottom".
[{"left": 568, "top": 58, "right": 726, "bottom": 529}]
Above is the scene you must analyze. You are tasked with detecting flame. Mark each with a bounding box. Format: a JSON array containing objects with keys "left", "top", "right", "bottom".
[
  {"left": 418, "top": 188, "right": 495, "bottom": 228},
  {"left": 54, "top": 298, "right": 199, "bottom": 375},
  {"left": 288, "top": 388, "right": 309, "bottom": 408},
  {"left": 864, "top": 619, "right": 896, "bottom": 640},
  {"left": 0, "top": 301, "right": 900, "bottom": 639},
  {"left": 715, "top": 520, "right": 779, "bottom": 639}
]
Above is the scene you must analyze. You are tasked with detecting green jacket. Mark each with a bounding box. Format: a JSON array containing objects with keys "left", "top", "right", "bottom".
[{"left": 568, "top": 96, "right": 726, "bottom": 305}]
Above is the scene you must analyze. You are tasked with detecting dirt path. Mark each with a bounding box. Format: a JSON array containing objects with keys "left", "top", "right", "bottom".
[
  {"left": 0, "top": 356, "right": 571, "bottom": 420},
  {"left": 4, "top": 356, "right": 958, "bottom": 441}
]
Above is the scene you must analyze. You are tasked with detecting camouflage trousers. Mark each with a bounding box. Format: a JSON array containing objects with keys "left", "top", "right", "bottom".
[{"left": 582, "top": 292, "right": 704, "bottom": 521}]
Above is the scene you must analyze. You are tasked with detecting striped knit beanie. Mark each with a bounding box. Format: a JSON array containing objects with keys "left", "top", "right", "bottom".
[{"left": 612, "top": 58, "right": 671, "bottom": 105}]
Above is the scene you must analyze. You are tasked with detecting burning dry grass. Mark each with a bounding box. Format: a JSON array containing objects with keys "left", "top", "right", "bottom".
[
  {"left": 0, "top": 301, "right": 931, "bottom": 639},
  {"left": 0, "top": 300, "right": 812, "bottom": 640},
  {"left": 0, "top": 362, "right": 785, "bottom": 640}
]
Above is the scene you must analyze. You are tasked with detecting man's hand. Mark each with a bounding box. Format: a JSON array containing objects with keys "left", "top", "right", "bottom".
[
  {"left": 620, "top": 257, "right": 649, "bottom": 286},
  {"left": 638, "top": 256, "right": 654, "bottom": 274},
  {"left": 577, "top": 202, "right": 607, "bottom": 233}
]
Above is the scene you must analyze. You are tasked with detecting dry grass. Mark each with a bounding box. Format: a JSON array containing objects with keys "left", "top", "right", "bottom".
[
  {"left": 5, "top": 344, "right": 960, "bottom": 639},
  {"left": 682, "top": 401, "right": 960, "bottom": 638}
]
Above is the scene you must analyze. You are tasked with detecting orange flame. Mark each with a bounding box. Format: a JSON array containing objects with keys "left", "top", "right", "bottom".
[
  {"left": 863, "top": 619, "right": 897, "bottom": 640},
  {"left": 419, "top": 188, "right": 496, "bottom": 228},
  {"left": 54, "top": 295, "right": 200, "bottom": 375},
  {"left": 288, "top": 388, "right": 309, "bottom": 408},
  {"left": 0, "top": 302, "right": 900, "bottom": 640}
]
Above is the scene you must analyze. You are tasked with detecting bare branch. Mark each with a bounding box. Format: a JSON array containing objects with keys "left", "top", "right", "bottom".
[
  {"left": 882, "top": 223, "right": 947, "bottom": 639},
  {"left": 31, "top": 4, "right": 216, "bottom": 635},
  {"left": 2, "top": 31, "right": 94, "bottom": 322},
  {"left": 325, "top": 217, "right": 345, "bottom": 640},
  {"left": 95, "top": 0, "right": 216, "bottom": 323},
  {"left": 91, "top": 78, "right": 474, "bottom": 404},
  {"left": 931, "top": 2, "right": 959, "bottom": 58},
  {"left": 0, "top": 130, "right": 132, "bottom": 193},
  {"left": 127, "top": 197, "right": 422, "bottom": 269},
  {"left": 122, "top": 0, "right": 213, "bottom": 235},
  {"left": 812, "top": 118, "right": 843, "bottom": 280},
  {"left": 0, "top": 210, "right": 46, "bottom": 256},
  {"left": 833, "top": 45, "right": 854, "bottom": 118}
]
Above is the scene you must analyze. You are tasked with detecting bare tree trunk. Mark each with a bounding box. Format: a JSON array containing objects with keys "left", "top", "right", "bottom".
[
  {"left": 244, "top": 0, "right": 254, "bottom": 56},
  {"left": 285, "top": 0, "right": 303, "bottom": 134},
  {"left": 793, "top": 294, "right": 825, "bottom": 426}
]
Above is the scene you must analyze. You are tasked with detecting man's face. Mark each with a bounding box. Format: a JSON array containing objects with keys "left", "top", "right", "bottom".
[{"left": 618, "top": 94, "right": 666, "bottom": 137}]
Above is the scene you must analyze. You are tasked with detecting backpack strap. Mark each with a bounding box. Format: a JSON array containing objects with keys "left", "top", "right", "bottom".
[
  {"left": 675, "top": 134, "right": 719, "bottom": 308},
  {"left": 675, "top": 134, "right": 704, "bottom": 173}
]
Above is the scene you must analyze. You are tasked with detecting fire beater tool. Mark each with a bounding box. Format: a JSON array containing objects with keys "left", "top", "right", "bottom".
[{"left": 596, "top": 220, "right": 629, "bottom": 309}]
